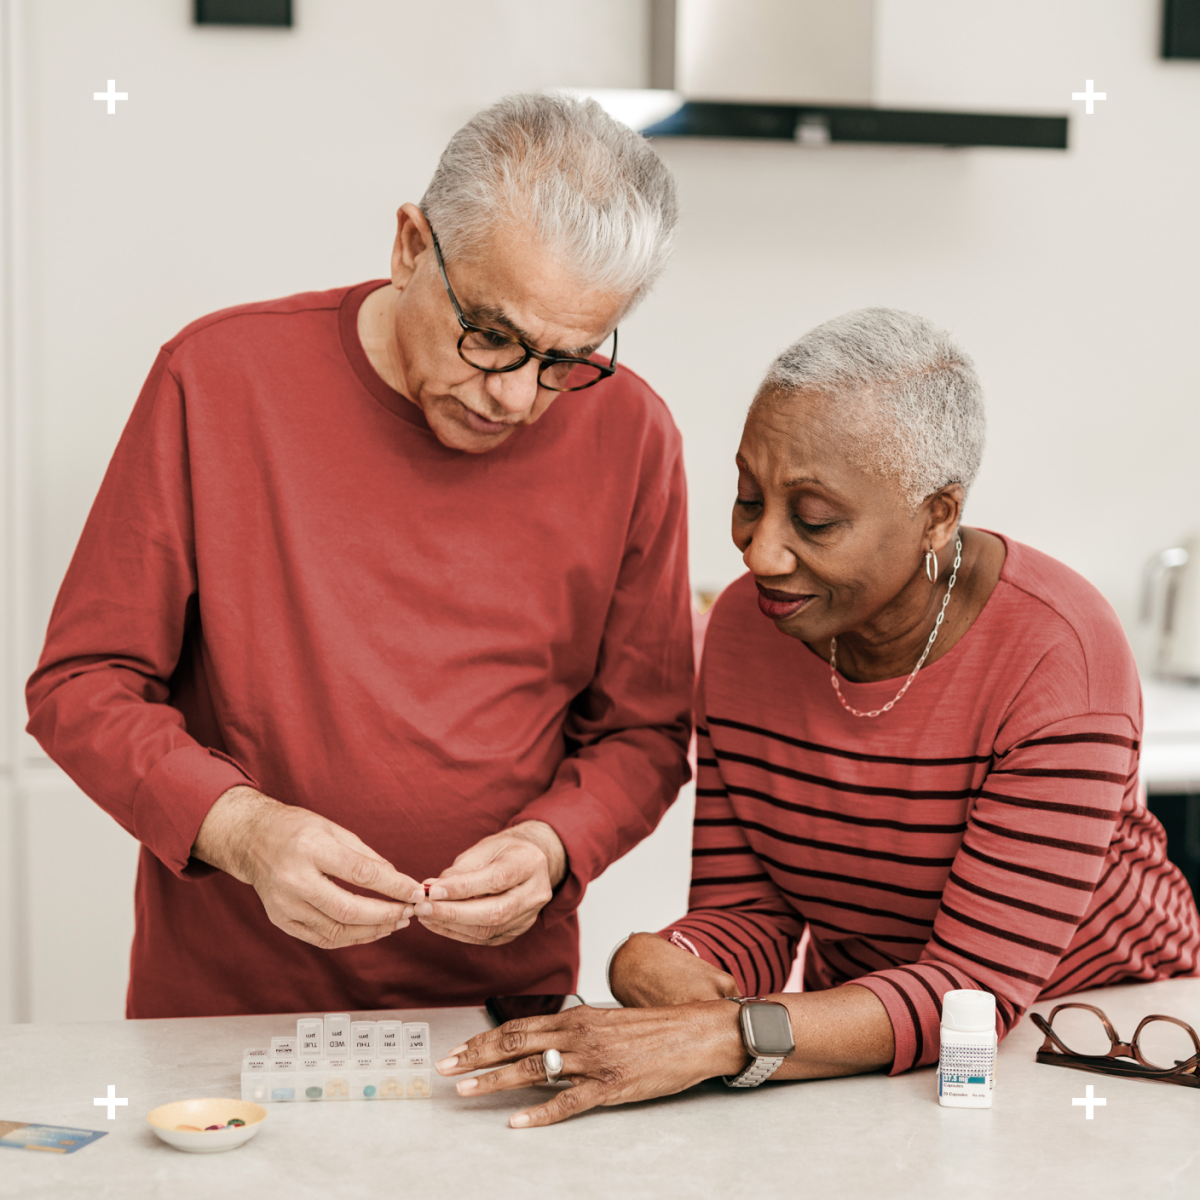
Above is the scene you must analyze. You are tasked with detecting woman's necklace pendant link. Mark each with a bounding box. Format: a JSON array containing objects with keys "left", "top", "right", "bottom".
[{"left": 829, "top": 533, "right": 963, "bottom": 720}]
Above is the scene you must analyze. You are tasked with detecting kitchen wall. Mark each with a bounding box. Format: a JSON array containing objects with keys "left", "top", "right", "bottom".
[{"left": 2, "top": 0, "right": 1198, "bottom": 1022}]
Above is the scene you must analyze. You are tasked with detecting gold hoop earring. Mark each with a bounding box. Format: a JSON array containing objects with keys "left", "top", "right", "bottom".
[{"left": 925, "top": 549, "right": 939, "bottom": 585}]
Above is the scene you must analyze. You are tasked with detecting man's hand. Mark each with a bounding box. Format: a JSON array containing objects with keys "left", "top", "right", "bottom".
[
  {"left": 415, "top": 820, "right": 567, "bottom": 946},
  {"left": 192, "top": 785, "right": 421, "bottom": 950},
  {"left": 608, "top": 931, "right": 740, "bottom": 1007}
]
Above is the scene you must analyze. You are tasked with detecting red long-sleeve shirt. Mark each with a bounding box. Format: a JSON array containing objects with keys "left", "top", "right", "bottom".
[
  {"left": 27, "top": 281, "right": 693, "bottom": 1017},
  {"left": 664, "top": 538, "right": 1199, "bottom": 1073}
]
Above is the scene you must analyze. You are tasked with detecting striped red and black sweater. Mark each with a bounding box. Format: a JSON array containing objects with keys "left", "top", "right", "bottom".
[{"left": 663, "top": 535, "right": 1200, "bottom": 1074}]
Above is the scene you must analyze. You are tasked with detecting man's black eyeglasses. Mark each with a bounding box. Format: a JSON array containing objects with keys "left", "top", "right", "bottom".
[{"left": 425, "top": 220, "right": 618, "bottom": 394}]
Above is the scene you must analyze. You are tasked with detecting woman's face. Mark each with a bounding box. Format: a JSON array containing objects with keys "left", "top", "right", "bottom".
[{"left": 733, "top": 387, "right": 942, "bottom": 645}]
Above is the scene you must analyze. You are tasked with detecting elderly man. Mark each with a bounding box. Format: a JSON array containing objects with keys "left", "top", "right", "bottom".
[{"left": 26, "top": 94, "right": 692, "bottom": 1017}]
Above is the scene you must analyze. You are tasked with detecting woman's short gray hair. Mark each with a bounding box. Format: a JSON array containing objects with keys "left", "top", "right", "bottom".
[
  {"left": 421, "top": 93, "right": 678, "bottom": 308},
  {"left": 760, "top": 308, "right": 986, "bottom": 508}
]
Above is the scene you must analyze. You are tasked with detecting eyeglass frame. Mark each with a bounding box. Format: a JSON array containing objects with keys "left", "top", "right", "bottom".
[
  {"left": 423, "top": 218, "right": 618, "bottom": 394},
  {"left": 1030, "top": 1002, "right": 1200, "bottom": 1089}
]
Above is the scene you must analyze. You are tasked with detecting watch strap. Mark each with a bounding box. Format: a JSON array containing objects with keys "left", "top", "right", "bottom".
[
  {"left": 724, "top": 1054, "right": 786, "bottom": 1088},
  {"left": 722, "top": 997, "right": 788, "bottom": 1089}
]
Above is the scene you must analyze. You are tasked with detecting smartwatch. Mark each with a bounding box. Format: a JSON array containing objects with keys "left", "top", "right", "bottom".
[{"left": 723, "top": 998, "right": 796, "bottom": 1088}]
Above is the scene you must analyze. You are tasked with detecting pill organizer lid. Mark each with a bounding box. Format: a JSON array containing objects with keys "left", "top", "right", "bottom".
[{"left": 941, "top": 989, "right": 995, "bottom": 1032}]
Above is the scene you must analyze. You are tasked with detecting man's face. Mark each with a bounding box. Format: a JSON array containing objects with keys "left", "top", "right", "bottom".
[{"left": 387, "top": 207, "right": 625, "bottom": 454}]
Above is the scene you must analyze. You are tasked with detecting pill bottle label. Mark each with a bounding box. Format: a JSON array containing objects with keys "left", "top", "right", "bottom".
[{"left": 938, "top": 1041, "right": 995, "bottom": 1102}]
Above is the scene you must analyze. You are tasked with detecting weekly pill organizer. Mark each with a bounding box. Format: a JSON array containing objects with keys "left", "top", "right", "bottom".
[{"left": 240, "top": 1014, "right": 433, "bottom": 1103}]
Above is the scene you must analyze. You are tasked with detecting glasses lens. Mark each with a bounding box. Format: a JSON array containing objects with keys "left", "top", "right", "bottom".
[
  {"left": 459, "top": 330, "right": 525, "bottom": 371},
  {"left": 539, "top": 359, "right": 605, "bottom": 391},
  {"left": 1049, "top": 1008, "right": 1112, "bottom": 1057},
  {"left": 1136, "top": 1018, "right": 1198, "bottom": 1070}
]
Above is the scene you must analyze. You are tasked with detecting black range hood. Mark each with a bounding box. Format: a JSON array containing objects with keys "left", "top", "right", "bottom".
[{"left": 642, "top": 100, "right": 1068, "bottom": 151}]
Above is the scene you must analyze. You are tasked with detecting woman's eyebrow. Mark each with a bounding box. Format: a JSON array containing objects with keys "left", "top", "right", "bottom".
[{"left": 466, "top": 303, "right": 595, "bottom": 358}]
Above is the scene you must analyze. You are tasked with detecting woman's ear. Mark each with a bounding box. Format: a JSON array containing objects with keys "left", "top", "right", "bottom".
[{"left": 924, "top": 484, "right": 965, "bottom": 551}]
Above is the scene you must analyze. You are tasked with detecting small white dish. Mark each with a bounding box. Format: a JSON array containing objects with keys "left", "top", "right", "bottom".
[{"left": 146, "top": 1098, "right": 267, "bottom": 1154}]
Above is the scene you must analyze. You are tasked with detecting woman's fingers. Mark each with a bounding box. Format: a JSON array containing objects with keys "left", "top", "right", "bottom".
[
  {"left": 450, "top": 1053, "right": 610, "bottom": 1128},
  {"left": 440, "top": 1015, "right": 565, "bottom": 1073},
  {"left": 453, "top": 1052, "right": 558, "bottom": 1096},
  {"left": 509, "top": 1080, "right": 607, "bottom": 1128}
]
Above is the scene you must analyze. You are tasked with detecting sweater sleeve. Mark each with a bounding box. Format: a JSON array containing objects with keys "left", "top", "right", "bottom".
[
  {"left": 851, "top": 700, "right": 1140, "bottom": 1074},
  {"left": 513, "top": 407, "right": 693, "bottom": 921},
  {"left": 25, "top": 350, "right": 257, "bottom": 878},
  {"left": 657, "top": 728, "right": 806, "bottom": 995}
]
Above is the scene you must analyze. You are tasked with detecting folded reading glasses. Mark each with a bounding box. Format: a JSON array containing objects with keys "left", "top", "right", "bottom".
[
  {"left": 1031, "top": 1002, "right": 1199, "bottom": 1089},
  {"left": 426, "top": 219, "right": 618, "bottom": 394}
]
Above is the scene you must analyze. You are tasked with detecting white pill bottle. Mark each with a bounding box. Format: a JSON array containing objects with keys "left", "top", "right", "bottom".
[{"left": 937, "top": 989, "right": 997, "bottom": 1108}]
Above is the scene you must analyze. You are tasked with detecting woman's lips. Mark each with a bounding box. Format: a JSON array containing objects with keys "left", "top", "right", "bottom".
[{"left": 755, "top": 583, "right": 815, "bottom": 620}]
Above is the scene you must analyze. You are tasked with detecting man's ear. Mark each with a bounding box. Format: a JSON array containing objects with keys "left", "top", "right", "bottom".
[
  {"left": 390, "top": 203, "right": 431, "bottom": 290},
  {"left": 924, "top": 484, "right": 965, "bottom": 552}
]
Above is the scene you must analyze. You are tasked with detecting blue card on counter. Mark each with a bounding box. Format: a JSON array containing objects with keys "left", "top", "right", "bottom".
[{"left": 0, "top": 1120, "right": 107, "bottom": 1153}]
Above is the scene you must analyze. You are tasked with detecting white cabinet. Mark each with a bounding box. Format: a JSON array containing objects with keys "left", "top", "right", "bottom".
[{"left": 1141, "top": 679, "right": 1200, "bottom": 794}]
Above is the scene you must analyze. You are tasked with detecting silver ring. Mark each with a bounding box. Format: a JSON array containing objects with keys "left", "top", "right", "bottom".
[{"left": 542, "top": 1048, "right": 563, "bottom": 1084}]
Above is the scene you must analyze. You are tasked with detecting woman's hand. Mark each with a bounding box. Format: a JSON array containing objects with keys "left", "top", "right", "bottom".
[
  {"left": 437, "top": 1002, "right": 747, "bottom": 1128},
  {"left": 608, "top": 932, "right": 740, "bottom": 1007}
]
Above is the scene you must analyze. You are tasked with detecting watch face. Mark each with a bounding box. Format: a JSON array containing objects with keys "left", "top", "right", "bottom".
[{"left": 742, "top": 1002, "right": 796, "bottom": 1057}]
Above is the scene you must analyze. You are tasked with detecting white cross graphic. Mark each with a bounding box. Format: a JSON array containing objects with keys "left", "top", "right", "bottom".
[
  {"left": 93, "top": 1084, "right": 128, "bottom": 1119},
  {"left": 1071, "top": 1083, "right": 1106, "bottom": 1118},
  {"left": 93, "top": 80, "right": 128, "bottom": 115},
  {"left": 1071, "top": 80, "right": 1106, "bottom": 115}
]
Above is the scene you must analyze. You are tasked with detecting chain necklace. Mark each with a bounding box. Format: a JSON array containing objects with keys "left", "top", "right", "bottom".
[{"left": 829, "top": 534, "right": 963, "bottom": 719}]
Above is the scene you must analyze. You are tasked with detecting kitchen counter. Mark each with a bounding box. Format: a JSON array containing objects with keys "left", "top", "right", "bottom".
[{"left": 1, "top": 978, "right": 1196, "bottom": 1200}]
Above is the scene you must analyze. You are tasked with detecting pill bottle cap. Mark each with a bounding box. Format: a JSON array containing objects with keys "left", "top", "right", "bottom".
[{"left": 941, "top": 989, "right": 996, "bottom": 1032}]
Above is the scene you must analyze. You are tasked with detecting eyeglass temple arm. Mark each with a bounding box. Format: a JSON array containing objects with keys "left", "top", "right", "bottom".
[{"left": 1030, "top": 1011, "right": 1075, "bottom": 1056}]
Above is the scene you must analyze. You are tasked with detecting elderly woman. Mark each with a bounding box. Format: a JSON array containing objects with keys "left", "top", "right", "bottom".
[{"left": 435, "top": 309, "right": 1200, "bottom": 1126}]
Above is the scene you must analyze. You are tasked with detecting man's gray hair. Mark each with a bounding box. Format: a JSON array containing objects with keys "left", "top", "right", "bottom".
[
  {"left": 421, "top": 93, "right": 679, "bottom": 308},
  {"left": 760, "top": 308, "right": 986, "bottom": 507}
]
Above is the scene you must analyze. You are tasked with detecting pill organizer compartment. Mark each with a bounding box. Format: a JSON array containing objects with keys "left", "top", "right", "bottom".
[
  {"left": 298, "top": 1066, "right": 326, "bottom": 1101},
  {"left": 349, "top": 1053, "right": 376, "bottom": 1097},
  {"left": 323, "top": 1058, "right": 352, "bottom": 1100},
  {"left": 240, "top": 1058, "right": 270, "bottom": 1104}
]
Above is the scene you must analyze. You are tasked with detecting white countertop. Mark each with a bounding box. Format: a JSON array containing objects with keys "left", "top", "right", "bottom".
[
  {"left": 1, "top": 978, "right": 1197, "bottom": 1200},
  {"left": 1142, "top": 678, "right": 1200, "bottom": 793}
]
